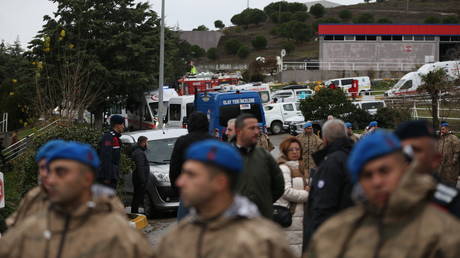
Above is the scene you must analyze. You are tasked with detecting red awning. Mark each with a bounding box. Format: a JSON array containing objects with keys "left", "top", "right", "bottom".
[{"left": 318, "top": 24, "right": 460, "bottom": 35}]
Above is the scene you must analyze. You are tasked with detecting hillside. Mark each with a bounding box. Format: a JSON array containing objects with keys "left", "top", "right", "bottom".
[{"left": 197, "top": 0, "right": 460, "bottom": 65}]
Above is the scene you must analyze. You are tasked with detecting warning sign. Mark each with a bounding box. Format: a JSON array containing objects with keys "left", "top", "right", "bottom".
[{"left": 0, "top": 172, "right": 4, "bottom": 208}]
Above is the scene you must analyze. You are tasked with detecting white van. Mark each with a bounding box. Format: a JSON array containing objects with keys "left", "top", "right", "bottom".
[
  {"left": 168, "top": 95, "right": 195, "bottom": 128},
  {"left": 386, "top": 61, "right": 460, "bottom": 97},
  {"left": 264, "top": 102, "right": 303, "bottom": 134},
  {"left": 324, "top": 76, "right": 371, "bottom": 95},
  {"left": 352, "top": 100, "right": 386, "bottom": 115},
  {"left": 271, "top": 89, "right": 314, "bottom": 103},
  {"left": 127, "top": 87, "right": 179, "bottom": 130}
]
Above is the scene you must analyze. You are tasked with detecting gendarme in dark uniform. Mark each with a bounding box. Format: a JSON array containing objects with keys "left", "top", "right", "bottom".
[{"left": 97, "top": 115, "right": 125, "bottom": 189}]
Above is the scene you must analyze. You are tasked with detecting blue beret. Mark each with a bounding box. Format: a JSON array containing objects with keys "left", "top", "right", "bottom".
[
  {"left": 369, "top": 121, "right": 378, "bottom": 127},
  {"left": 347, "top": 131, "right": 401, "bottom": 183},
  {"left": 345, "top": 122, "right": 352, "bottom": 128},
  {"left": 47, "top": 141, "right": 100, "bottom": 170},
  {"left": 303, "top": 122, "right": 313, "bottom": 128},
  {"left": 35, "top": 140, "right": 66, "bottom": 162},
  {"left": 110, "top": 115, "right": 125, "bottom": 125},
  {"left": 185, "top": 140, "right": 243, "bottom": 173},
  {"left": 440, "top": 122, "right": 449, "bottom": 127}
]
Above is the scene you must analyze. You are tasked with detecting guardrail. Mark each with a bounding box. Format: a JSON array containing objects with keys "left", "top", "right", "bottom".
[
  {"left": 282, "top": 61, "right": 422, "bottom": 71},
  {"left": 0, "top": 113, "right": 7, "bottom": 133},
  {"left": 1, "top": 120, "right": 61, "bottom": 163}
]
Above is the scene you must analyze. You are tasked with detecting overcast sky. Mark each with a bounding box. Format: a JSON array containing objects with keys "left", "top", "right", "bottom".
[{"left": 0, "top": 0, "right": 363, "bottom": 48}]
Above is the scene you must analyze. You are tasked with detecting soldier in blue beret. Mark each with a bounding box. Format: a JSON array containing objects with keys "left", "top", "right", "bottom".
[
  {"left": 154, "top": 139, "right": 295, "bottom": 258},
  {"left": 306, "top": 130, "right": 460, "bottom": 258},
  {"left": 5, "top": 140, "right": 64, "bottom": 228},
  {"left": 97, "top": 114, "right": 125, "bottom": 189}
]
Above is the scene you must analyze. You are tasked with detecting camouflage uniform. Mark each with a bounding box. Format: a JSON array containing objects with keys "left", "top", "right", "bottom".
[
  {"left": 0, "top": 193, "right": 151, "bottom": 258},
  {"left": 257, "top": 133, "right": 274, "bottom": 152},
  {"left": 297, "top": 133, "right": 323, "bottom": 171},
  {"left": 437, "top": 133, "right": 460, "bottom": 186},
  {"left": 6, "top": 186, "right": 49, "bottom": 228},
  {"left": 305, "top": 162, "right": 460, "bottom": 258}
]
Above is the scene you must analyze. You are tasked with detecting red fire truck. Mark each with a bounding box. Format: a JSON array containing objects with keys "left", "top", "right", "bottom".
[{"left": 178, "top": 73, "right": 242, "bottom": 95}]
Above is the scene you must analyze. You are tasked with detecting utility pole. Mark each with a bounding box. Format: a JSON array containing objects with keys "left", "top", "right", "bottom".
[
  {"left": 247, "top": 0, "right": 249, "bottom": 9},
  {"left": 158, "top": 0, "right": 165, "bottom": 129}
]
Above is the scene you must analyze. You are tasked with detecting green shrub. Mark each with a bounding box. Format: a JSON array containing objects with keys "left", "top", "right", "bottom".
[
  {"left": 300, "top": 88, "right": 356, "bottom": 121},
  {"left": 252, "top": 36, "right": 268, "bottom": 50},
  {"left": 339, "top": 9, "right": 352, "bottom": 21},
  {"left": 353, "top": 13, "right": 374, "bottom": 23},
  {"left": 281, "top": 41, "right": 296, "bottom": 53},
  {"left": 424, "top": 16, "right": 440, "bottom": 24},
  {"left": 237, "top": 45, "right": 250, "bottom": 59},
  {"left": 224, "top": 39, "right": 242, "bottom": 55},
  {"left": 207, "top": 48, "right": 218, "bottom": 60},
  {"left": 309, "top": 3, "right": 325, "bottom": 19},
  {"left": 293, "top": 11, "right": 310, "bottom": 22},
  {"left": 0, "top": 122, "right": 134, "bottom": 232},
  {"left": 374, "top": 107, "right": 411, "bottom": 129},
  {"left": 190, "top": 45, "right": 206, "bottom": 58}
]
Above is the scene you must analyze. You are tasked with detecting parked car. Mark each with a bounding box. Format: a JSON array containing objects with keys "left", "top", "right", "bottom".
[
  {"left": 264, "top": 102, "right": 303, "bottom": 134},
  {"left": 272, "top": 88, "right": 314, "bottom": 103},
  {"left": 352, "top": 100, "right": 386, "bottom": 115},
  {"left": 120, "top": 128, "right": 188, "bottom": 217}
]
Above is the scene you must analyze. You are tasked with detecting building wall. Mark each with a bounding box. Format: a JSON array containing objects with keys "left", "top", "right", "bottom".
[
  {"left": 179, "top": 31, "right": 223, "bottom": 50},
  {"left": 319, "top": 37, "right": 439, "bottom": 67}
]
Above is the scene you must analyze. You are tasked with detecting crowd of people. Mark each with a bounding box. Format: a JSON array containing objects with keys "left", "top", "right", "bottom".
[{"left": 0, "top": 113, "right": 459, "bottom": 258}]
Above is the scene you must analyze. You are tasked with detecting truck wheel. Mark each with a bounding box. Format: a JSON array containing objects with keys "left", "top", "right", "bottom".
[{"left": 271, "top": 121, "right": 283, "bottom": 135}]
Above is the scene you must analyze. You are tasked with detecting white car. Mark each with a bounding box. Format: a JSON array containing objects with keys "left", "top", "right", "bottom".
[
  {"left": 120, "top": 128, "right": 188, "bottom": 217},
  {"left": 264, "top": 102, "right": 303, "bottom": 134},
  {"left": 352, "top": 100, "right": 386, "bottom": 115}
]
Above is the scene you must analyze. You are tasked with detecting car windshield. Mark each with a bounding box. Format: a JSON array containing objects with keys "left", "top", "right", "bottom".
[{"left": 145, "top": 137, "right": 177, "bottom": 164}]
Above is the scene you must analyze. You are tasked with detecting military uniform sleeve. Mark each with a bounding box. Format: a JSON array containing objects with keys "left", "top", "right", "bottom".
[
  {"left": 268, "top": 153, "right": 285, "bottom": 202},
  {"left": 99, "top": 133, "right": 114, "bottom": 180}
]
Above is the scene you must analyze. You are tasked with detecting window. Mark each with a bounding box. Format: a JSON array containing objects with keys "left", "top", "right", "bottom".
[
  {"left": 219, "top": 104, "right": 263, "bottom": 127},
  {"left": 145, "top": 138, "right": 177, "bottom": 164},
  {"left": 414, "top": 36, "right": 425, "bottom": 41},
  {"left": 366, "top": 36, "right": 377, "bottom": 41},
  {"left": 283, "top": 104, "right": 294, "bottom": 111},
  {"left": 259, "top": 91, "right": 270, "bottom": 103},
  {"left": 361, "top": 102, "right": 384, "bottom": 110},
  {"left": 324, "top": 35, "right": 333, "bottom": 40},
  {"left": 403, "top": 35, "right": 413, "bottom": 41},
  {"left": 334, "top": 35, "right": 344, "bottom": 40},
  {"left": 440, "top": 36, "right": 450, "bottom": 42},
  {"left": 144, "top": 104, "right": 152, "bottom": 121},
  {"left": 264, "top": 105, "right": 274, "bottom": 111},
  {"left": 341, "top": 79, "right": 353, "bottom": 86},
  {"left": 295, "top": 103, "right": 300, "bottom": 110},
  {"left": 356, "top": 35, "right": 366, "bottom": 40},
  {"left": 425, "top": 36, "right": 435, "bottom": 41},
  {"left": 345, "top": 35, "right": 355, "bottom": 41},
  {"left": 392, "top": 35, "right": 402, "bottom": 41},
  {"left": 382, "top": 36, "right": 392, "bottom": 41},
  {"left": 169, "top": 104, "right": 181, "bottom": 121},
  {"left": 332, "top": 80, "right": 340, "bottom": 86},
  {"left": 451, "top": 36, "right": 460, "bottom": 41},
  {"left": 400, "top": 80, "right": 413, "bottom": 90}
]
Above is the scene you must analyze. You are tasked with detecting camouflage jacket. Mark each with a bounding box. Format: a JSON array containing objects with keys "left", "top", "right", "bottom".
[
  {"left": 297, "top": 133, "right": 323, "bottom": 170},
  {"left": 154, "top": 195, "right": 295, "bottom": 258},
  {"left": 0, "top": 188, "right": 142, "bottom": 258},
  {"left": 257, "top": 133, "right": 275, "bottom": 152},
  {"left": 6, "top": 186, "right": 49, "bottom": 228},
  {"left": 437, "top": 133, "right": 460, "bottom": 185},
  {"left": 305, "top": 162, "right": 460, "bottom": 258}
]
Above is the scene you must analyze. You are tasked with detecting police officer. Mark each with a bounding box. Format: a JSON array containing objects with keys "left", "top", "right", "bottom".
[
  {"left": 395, "top": 120, "right": 460, "bottom": 219},
  {"left": 97, "top": 115, "right": 125, "bottom": 189},
  {"left": 0, "top": 141, "right": 153, "bottom": 258},
  {"left": 437, "top": 121, "right": 460, "bottom": 186},
  {"left": 153, "top": 140, "right": 295, "bottom": 258}
]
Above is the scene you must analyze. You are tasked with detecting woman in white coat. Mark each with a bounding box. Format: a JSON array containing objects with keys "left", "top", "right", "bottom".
[{"left": 274, "top": 136, "right": 309, "bottom": 257}]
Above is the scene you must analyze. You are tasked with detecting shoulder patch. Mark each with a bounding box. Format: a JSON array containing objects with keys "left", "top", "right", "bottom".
[{"left": 433, "top": 183, "right": 458, "bottom": 204}]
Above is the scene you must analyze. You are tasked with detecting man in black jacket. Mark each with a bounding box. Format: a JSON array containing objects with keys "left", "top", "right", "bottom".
[
  {"left": 303, "top": 119, "right": 353, "bottom": 251},
  {"left": 131, "top": 136, "right": 149, "bottom": 214},
  {"left": 169, "top": 112, "right": 212, "bottom": 220},
  {"left": 97, "top": 115, "right": 125, "bottom": 189}
]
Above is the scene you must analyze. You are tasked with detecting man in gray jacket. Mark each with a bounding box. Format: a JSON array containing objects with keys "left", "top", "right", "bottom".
[{"left": 233, "top": 113, "right": 285, "bottom": 219}]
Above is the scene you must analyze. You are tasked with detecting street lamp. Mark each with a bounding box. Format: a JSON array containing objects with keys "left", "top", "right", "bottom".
[{"left": 158, "top": 0, "right": 165, "bottom": 129}]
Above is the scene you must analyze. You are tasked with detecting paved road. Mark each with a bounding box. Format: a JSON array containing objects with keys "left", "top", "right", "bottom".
[{"left": 146, "top": 133, "right": 291, "bottom": 245}]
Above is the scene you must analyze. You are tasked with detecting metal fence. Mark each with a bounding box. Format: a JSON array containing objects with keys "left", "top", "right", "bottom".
[
  {"left": 1, "top": 120, "right": 61, "bottom": 163},
  {"left": 282, "top": 61, "right": 422, "bottom": 71},
  {"left": 0, "top": 113, "right": 7, "bottom": 133}
]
